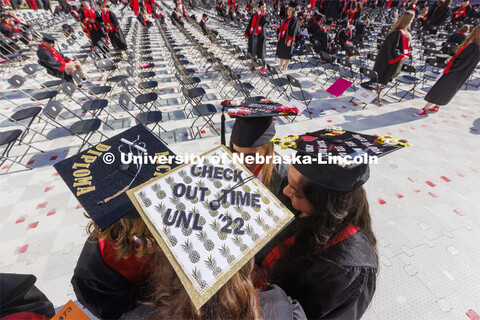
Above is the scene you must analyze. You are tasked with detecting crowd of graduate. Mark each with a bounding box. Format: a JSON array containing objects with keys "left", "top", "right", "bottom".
[
  {"left": 239, "top": 0, "right": 479, "bottom": 113},
  {"left": 0, "top": 0, "right": 479, "bottom": 319}
]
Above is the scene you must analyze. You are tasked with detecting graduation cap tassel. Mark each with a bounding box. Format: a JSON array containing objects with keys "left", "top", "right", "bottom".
[{"left": 221, "top": 106, "right": 226, "bottom": 146}]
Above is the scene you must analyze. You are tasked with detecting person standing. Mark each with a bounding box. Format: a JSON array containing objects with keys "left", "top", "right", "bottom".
[
  {"left": 414, "top": 25, "right": 480, "bottom": 116},
  {"left": 425, "top": 0, "right": 451, "bottom": 34},
  {"left": 277, "top": 1, "right": 299, "bottom": 72},
  {"left": 324, "top": 0, "right": 341, "bottom": 20},
  {"left": 244, "top": 1, "right": 268, "bottom": 62},
  {"left": 79, "top": 0, "right": 105, "bottom": 48},
  {"left": 42, "top": 0, "right": 51, "bottom": 12},
  {"left": 373, "top": 11, "right": 414, "bottom": 86},
  {"left": 98, "top": 2, "right": 127, "bottom": 51}
]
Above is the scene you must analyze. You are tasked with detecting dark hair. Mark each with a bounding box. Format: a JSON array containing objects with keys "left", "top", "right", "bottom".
[
  {"left": 434, "top": 0, "right": 451, "bottom": 13},
  {"left": 270, "top": 175, "right": 377, "bottom": 283}
]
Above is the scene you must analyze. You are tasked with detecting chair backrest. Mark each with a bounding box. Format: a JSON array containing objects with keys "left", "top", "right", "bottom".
[
  {"left": 72, "top": 70, "right": 83, "bottom": 82},
  {"left": 22, "top": 64, "right": 40, "bottom": 76},
  {"left": 8, "top": 75, "right": 26, "bottom": 88},
  {"left": 126, "top": 66, "right": 135, "bottom": 77},
  {"left": 339, "top": 57, "right": 352, "bottom": 68},
  {"left": 118, "top": 94, "right": 131, "bottom": 110},
  {"left": 120, "top": 78, "right": 133, "bottom": 91},
  {"left": 401, "top": 64, "right": 416, "bottom": 73},
  {"left": 43, "top": 100, "right": 64, "bottom": 120},
  {"left": 266, "top": 64, "right": 278, "bottom": 76},
  {"left": 96, "top": 59, "right": 115, "bottom": 70},
  {"left": 360, "top": 67, "right": 378, "bottom": 82},
  {"left": 320, "top": 51, "right": 334, "bottom": 63},
  {"left": 62, "top": 81, "right": 77, "bottom": 97},
  {"left": 181, "top": 86, "right": 193, "bottom": 101},
  {"left": 88, "top": 51, "right": 100, "bottom": 62},
  {"left": 287, "top": 75, "right": 301, "bottom": 89}
]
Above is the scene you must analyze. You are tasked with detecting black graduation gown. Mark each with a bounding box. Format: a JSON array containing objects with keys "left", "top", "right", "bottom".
[
  {"left": 37, "top": 44, "right": 70, "bottom": 78},
  {"left": 447, "top": 32, "right": 466, "bottom": 45},
  {"left": 277, "top": 16, "right": 298, "bottom": 59},
  {"left": 279, "top": 5, "right": 287, "bottom": 19},
  {"left": 42, "top": 0, "right": 51, "bottom": 11},
  {"left": 269, "top": 230, "right": 378, "bottom": 320},
  {"left": 102, "top": 10, "right": 127, "bottom": 50},
  {"left": 373, "top": 29, "right": 408, "bottom": 85},
  {"left": 311, "top": 28, "right": 331, "bottom": 53},
  {"left": 0, "top": 273, "right": 55, "bottom": 319},
  {"left": 170, "top": 11, "right": 184, "bottom": 27},
  {"left": 325, "top": 0, "right": 341, "bottom": 20},
  {"left": 336, "top": 28, "right": 352, "bottom": 49},
  {"left": 35, "top": 0, "right": 44, "bottom": 10},
  {"left": 451, "top": 5, "right": 470, "bottom": 22},
  {"left": 199, "top": 19, "right": 208, "bottom": 35},
  {"left": 137, "top": 13, "right": 153, "bottom": 28},
  {"left": 79, "top": 7, "right": 105, "bottom": 48},
  {"left": 425, "top": 42, "right": 480, "bottom": 106},
  {"left": 10, "top": 0, "right": 20, "bottom": 10},
  {"left": 425, "top": 6, "right": 450, "bottom": 32},
  {"left": 0, "top": 23, "right": 23, "bottom": 51},
  {"left": 244, "top": 12, "right": 267, "bottom": 60},
  {"left": 71, "top": 237, "right": 147, "bottom": 320}
]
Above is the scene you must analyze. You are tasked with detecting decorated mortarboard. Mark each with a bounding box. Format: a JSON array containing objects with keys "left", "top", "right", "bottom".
[
  {"left": 219, "top": 99, "right": 298, "bottom": 147},
  {"left": 272, "top": 126, "right": 412, "bottom": 192},
  {"left": 223, "top": 98, "right": 299, "bottom": 118},
  {"left": 41, "top": 33, "right": 56, "bottom": 43},
  {"left": 54, "top": 125, "right": 179, "bottom": 231},
  {"left": 127, "top": 145, "right": 294, "bottom": 309}
]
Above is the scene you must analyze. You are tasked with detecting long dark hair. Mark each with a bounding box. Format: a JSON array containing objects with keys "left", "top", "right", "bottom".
[
  {"left": 434, "top": 0, "right": 451, "bottom": 13},
  {"left": 270, "top": 175, "right": 377, "bottom": 283}
]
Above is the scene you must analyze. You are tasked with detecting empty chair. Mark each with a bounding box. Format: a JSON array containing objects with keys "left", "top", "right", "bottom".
[
  {"left": 8, "top": 75, "right": 58, "bottom": 105},
  {"left": 43, "top": 101, "right": 108, "bottom": 152},
  {"left": 118, "top": 94, "right": 168, "bottom": 144},
  {"left": 0, "top": 129, "right": 44, "bottom": 171},
  {"left": 181, "top": 87, "right": 218, "bottom": 139},
  {"left": 384, "top": 64, "right": 420, "bottom": 102},
  {"left": 351, "top": 67, "right": 383, "bottom": 108},
  {"left": 287, "top": 75, "right": 313, "bottom": 119},
  {"left": 120, "top": 79, "right": 159, "bottom": 111}
]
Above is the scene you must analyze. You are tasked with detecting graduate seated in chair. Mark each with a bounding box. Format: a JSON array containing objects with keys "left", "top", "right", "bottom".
[
  {"left": 37, "top": 33, "right": 86, "bottom": 84},
  {"left": 171, "top": 7, "right": 185, "bottom": 27},
  {"left": 0, "top": 13, "right": 30, "bottom": 47},
  {"left": 137, "top": 7, "right": 153, "bottom": 28}
]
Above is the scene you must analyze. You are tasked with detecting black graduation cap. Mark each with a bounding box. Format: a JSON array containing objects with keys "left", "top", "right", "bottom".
[
  {"left": 230, "top": 115, "right": 275, "bottom": 148},
  {"left": 0, "top": 13, "right": 9, "bottom": 18},
  {"left": 325, "top": 18, "right": 333, "bottom": 25},
  {"left": 54, "top": 125, "right": 179, "bottom": 231},
  {"left": 288, "top": 1, "right": 298, "bottom": 8},
  {"left": 41, "top": 33, "right": 56, "bottom": 43},
  {"left": 272, "top": 127, "right": 411, "bottom": 192},
  {"left": 258, "top": 1, "right": 265, "bottom": 6}
]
